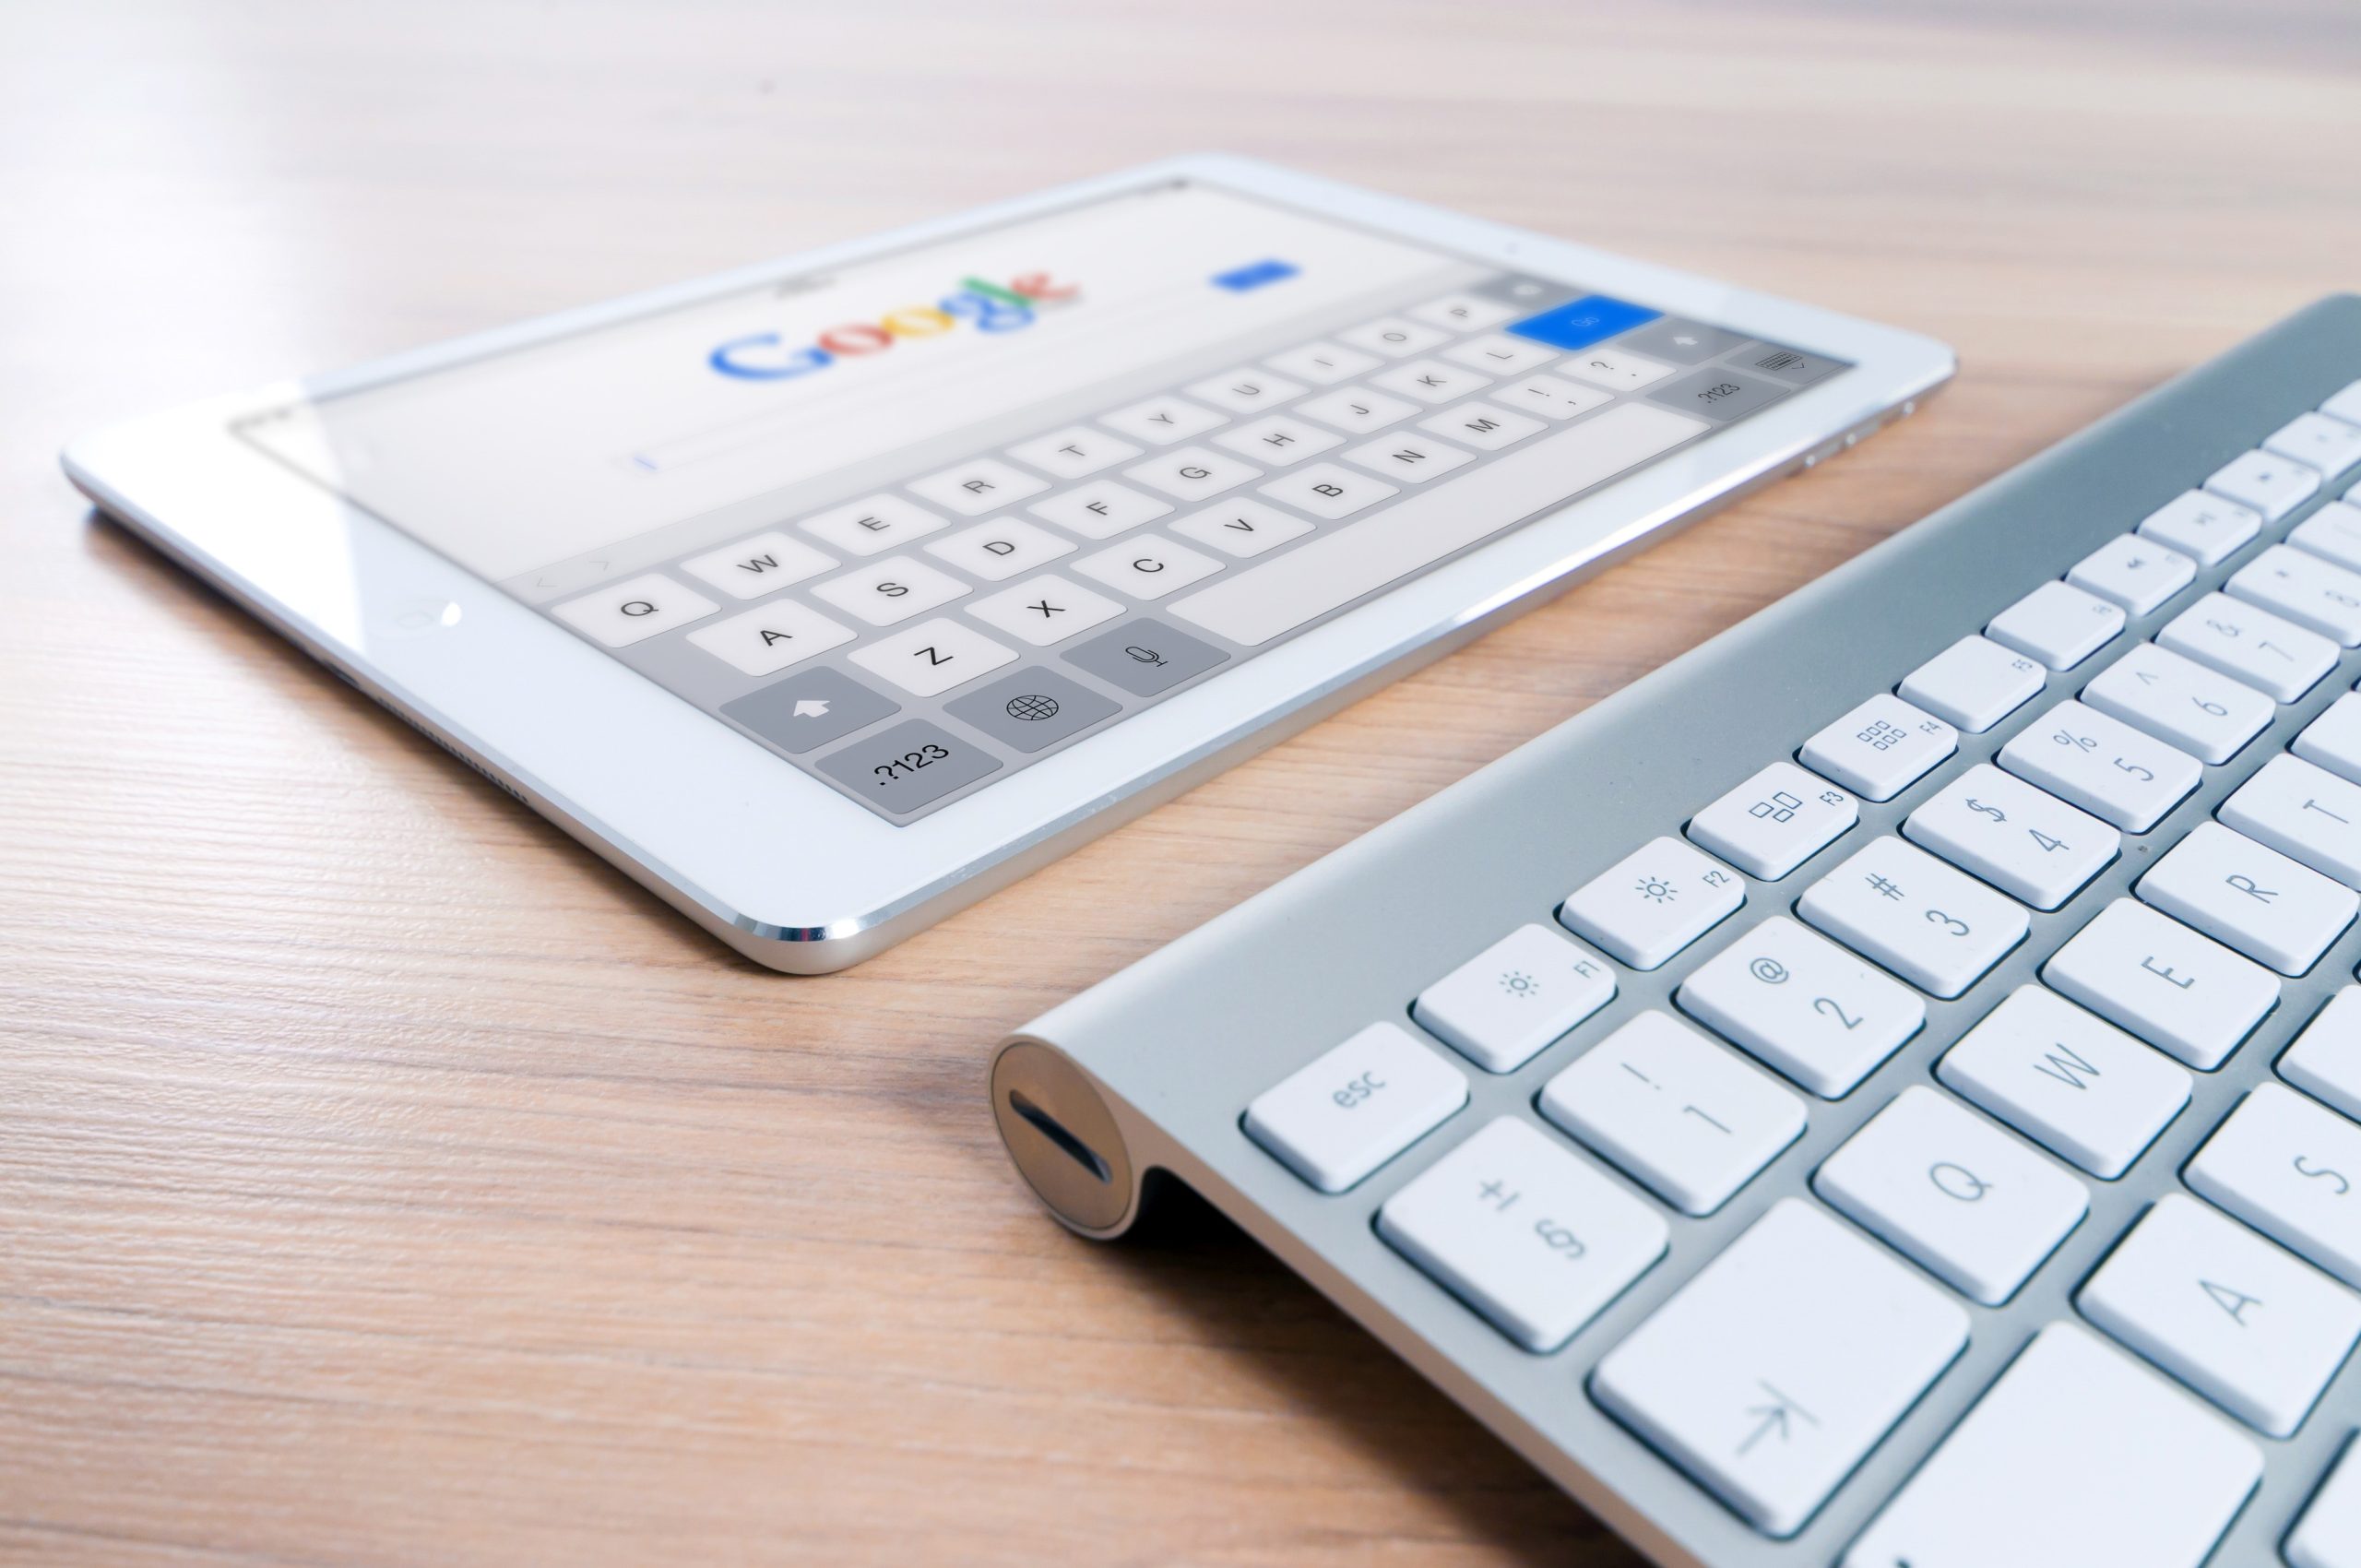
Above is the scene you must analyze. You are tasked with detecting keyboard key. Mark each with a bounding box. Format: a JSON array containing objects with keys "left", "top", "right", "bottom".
[
  {"left": 2266, "top": 410, "right": 2361, "bottom": 480},
  {"left": 552, "top": 573, "right": 717, "bottom": 647},
  {"left": 1406, "top": 291, "right": 1515, "bottom": 332},
  {"left": 1370, "top": 358, "right": 1492, "bottom": 407},
  {"left": 2136, "top": 820, "right": 2356, "bottom": 975},
  {"left": 1537, "top": 1011, "right": 1804, "bottom": 1216},
  {"left": 2067, "top": 532, "right": 2197, "bottom": 616},
  {"left": 2188, "top": 1083, "right": 2361, "bottom": 1289},
  {"left": 798, "top": 493, "right": 948, "bottom": 556},
  {"left": 1341, "top": 434, "right": 1474, "bottom": 485},
  {"left": 1938, "top": 983, "right": 2190, "bottom": 1177},
  {"left": 1122, "top": 445, "right": 1262, "bottom": 504},
  {"left": 1676, "top": 915, "right": 1922, "bottom": 1097},
  {"left": 1167, "top": 498, "right": 1313, "bottom": 558},
  {"left": 1255, "top": 460, "right": 1400, "bottom": 520},
  {"left": 847, "top": 616, "right": 1018, "bottom": 697},
  {"left": 1207, "top": 414, "right": 1341, "bottom": 468},
  {"left": 2080, "top": 638, "right": 2272, "bottom": 765},
  {"left": 1592, "top": 1199, "right": 1967, "bottom": 1538},
  {"left": 1027, "top": 480, "right": 1174, "bottom": 540},
  {"left": 1684, "top": 761, "right": 1858, "bottom": 880},
  {"left": 813, "top": 717, "right": 999, "bottom": 812},
  {"left": 1797, "top": 693, "right": 1958, "bottom": 802},
  {"left": 1412, "top": 922, "right": 1616, "bottom": 1073},
  {"left": 678, "top": 529, "right": 836, "bottom": 598},
  {"left": 1098, "top": 395, "right": 1226, "bottom": 446},
  {"left": 908, "top": 457, "right": 1049, "bottom": 517},
  {"left": 1182, "top": 366, "right": 1306, "bottom": 415},
  {"left": 1241, "top": 1020, "right": 1467, "bottom": 1194},
  {"left": 963, "top": 574, "right": 1124, "bottom": 647},
  {"left": 808, "top": 555, "right": 971, "bottom": 627},
  {"left": 1439, "top": 332, "right": 1556, "bottom": 375},
  {"left": 2292, "top": 501, "right": 2361, "bottom": 572},
  {"left": 2220, "top": 754, "right": 2361, "bottom": 889},
  {"left": 2137, "top": 489, "right": 2263, "bottom": 565},
  {"left": 2228, "top": 543, "right": 2361, "bottom": 645},
  {"left": 2297, "top": 692, "right": 2361, "bottom": 785},
  {"left": 1375, "top": 1117, "right": 1667, "bottom": 1352},
  {"left": 683, "top": 598, "right": 857, "bottom": 676},
  {"left": 2289, "top": 1435, "right": 2361, "bottom": 1568},
  {"left": 1061, "top": 618, "right": 1228, "bottom": 695},
  {"left": 1004, "top": 424, "right": 1141, "bottom": 480},
  {"left": 1264, "top": 339, "right": 1380, "bottom": 386},
  {"left": 2283, "top": 987, "right": 2361, "bottom": 1124},
  {"left": 2206, "top": 445, "right": 2320, "bottom": 521},
  {"left": 1984, "top": 579, "right": 2126, "bottom": 671},
  {"left": 2043, "top": 897, "right": 2277, "bottom": 1070},
  {"left": 1558, "top": 836, "right": 1745, "bottom": 969},
  {"left": 1336, "top": 315, "right": 1449, "bottom": 359},
  {"left": 1293, "top": 385, "right": 1420, "bottom": 436},
  {"left": 1490, "top": 372, "right": 1611, "bottom": 422},
  {"left": 1815, "top": 1085, "right": 2085, "bottom": 1304},
  {"left": 1903, "top": 763, "right": 2118, "bottom": 909},
  {"left": 2328, "top": 379, "right": 2361, "bottom": 427},
  {"left": 1895, "top": 635, "right": 2045, "bottom": 732},
  {"left": 1416, "top": 401, "right": 1547, "bottom": 452},
  {"left": 1797, "top": 836, "right": 2029, "bottom": 999},
  {"left": 1998, "top": 699, "right": 2201, "bottom": 831},
  {"left": 1560, "top": 346, "right": 1675, "bottom": 392},
  {"left": 922, "top": 518, "right": 1074, "bottom": 581},
  {"left": 2079, "top": 1193, "right": 2361, "bottom": 1436},
  {"left": 1071, "top": 538, "right": 1225, "bottom": 600},
  {"left": 1843, "top": 1324, "right": 2260, "bottom": 1568}
]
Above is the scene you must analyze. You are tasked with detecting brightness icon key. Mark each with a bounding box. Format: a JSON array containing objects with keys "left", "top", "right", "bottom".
[
  {"left": 1415, "top": 923, "right": 1618, "bottom": 1074},
  {"left": 1560, "top": 836, "right": 1745, "bottom": 970}
]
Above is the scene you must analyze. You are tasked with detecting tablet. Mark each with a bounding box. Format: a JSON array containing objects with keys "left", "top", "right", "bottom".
[{"left": 62, "top": 155, "right": 1953, "bottom": 972}]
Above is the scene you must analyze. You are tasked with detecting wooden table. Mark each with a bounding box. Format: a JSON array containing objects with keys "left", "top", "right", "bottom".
[{"left": 6, "top": 2, "right": 2357, "bottom": 1561}]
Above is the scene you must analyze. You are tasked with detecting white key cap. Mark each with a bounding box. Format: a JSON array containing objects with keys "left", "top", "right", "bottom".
[
  {"left": 1335, "top": 315, "right": 1449, "bottom": 359},
  {"left": 678, "top": 529, "right": 836, "bottom": 599},
  {"left": 1254, "top": 460, "right": 1400, "bottom": 521},
  {"left": 1985, "top": 579, "right": 2126, "bottom": 671},
  {"left": 1895, "top": 636, "right": 2046, "bottom": 732},
  {"left": 2230, "top": 542, "right": 2361, "bottom": 645},
  {"left": 1998, "top": 699, "right": 2201, "bottom": 831},
  {"left": 1406, "top": 292, "right": 1515, "bottom": 333},
  {"left": 2188, "top": 1083, "right": 2361, "bottom": 1289},
  {"left": 2136, "top": 820, "right": 2356, "bottom": 976},
  {"left": 1071, "top": 538, "right": 1224, "bottom": 601},
  {"left": 1369, "top": 358, "right": 1491, "bottom": 407},
  {"left": 1684, "top": 761, "right": 1859, "bottom": 881},
  {"left": 1559, "top": 346, "right": 1674, "bottom": 392},
  {"left": 1098, "top": 395, "right": 1226, "bottom": 446},
  {"left": 2299, "top": 692, "right": 2361, "bottom": 785},
  {"left": 1026, "top": 480, "right": 1174, "bottom": 540},
  {"left": 1207, "top": 414, "right": 1342, "bottom": 468},
  {"left": 2289, "top": 1434, "right": 2361, "bottom": 1568},
  {"left": 1241, "top": 1021, "right": 1466, "bottom": 1194},
  {"left": 2283, "top": 987, "right": 2361, "bottom": 1124},
  {"left": 1903, "top": 763, "right": 2118, "bottom": 909},
  {"left": 1491, "top": 372, "right": 1612, "bottom": 422},
  {"left": 1439, "top": 332, "right": 1556, "bottom": 375},
  {"left": 1844, "top": 1324, "right": 2260, "bottom": 1568},
  {"left": 2222, "top": 754, "right": 2361, "bottom": 889},
  {"left": 1536, "top": 1011, "right": 1804, "bottom": 1216},
  {"left": 2293, "top": 501, "right": 2361, "bottom": 572},
  {"left": 1292, "top": 385, "right": 1420, "bottom": 436},
  {"left": 2137, "top": 489, "right": 2264, "bottom": 565},
  {"left": 1340, "top": 433, "right": 1475, "bottom": 485},
  {"left": 907, "top": 457, "right": 1049, "bottom": 517},
  {"left": 2329, "top": 380, "right": 2361, "bottom": 428},
  {"left": 1122, "top": 445, "right": 1262, "bottom": 504},
  {"left": 962, "top": 574, "right": 1123, "bottom": 647},
  {"left": 1182, "top": 366, "right": 1306, "bottom": 416},
  {"left": 2081, "top": 639, "right": 2273, "bottom": 765},
  {"left": 2068, "top": 532, "right": 2198, "bottom": 616},
  {"left": 1676, "top": 915, "right": 1923, "bottom": 1097},
  {"left": 1593, "top": 1200, "right": 1967, "bottom": 1538},
  {"left": 2043, "top": 897, "right": 2277, "bottom": 1070},
  {"left": 922, "top": 518, "right": 1074, "bottom": 582},
  {"left": 1412, "top": 923, "right": 1616, "bottom": 1073},
  {"left": 551, "top": 573, "right": 716, "bottom": 647},
  {"left": 1797, "top": 836, "right": 2029, "bottom": 999},
  {"left": 2079, "top": 1193, "right": 2361, "bottom": 1436},
  {"left": 845, "top": 616, "right": 1015, "bottom": 697},
  {"left": 798, "top": 493, "right": 948, "bottom": 556},
  {"left": 683, "top": 599, "right": 856, "bottom": 677},
  {"left": 1375, "top": 1117, "right": 1667, "bottom": 1352},
  {"left": 1557, "top": 836, "right": 1745, "bottom": 970},
  {"left": 1797, "top": 693, "right": 1957, "bottom": 802},
  {"left": 2207, "top": 446, "right": 2321, "bottom": 521},
  {"left": 807, "top": 555, "right": 970, "bottom": 627},
  {"left": 1004, "top": 424, "right": 1141, "bottom": 480},
  {"left": 1167, "top": 498, "right": 1313, "bottom": 559},
  {"left": 1938, "top": 983, "right": 2189, "bottom": 1178},
  {"left": 1264, "top": 339, "right": 1380, "bottom": 386},
  {"left": 1415, "top": 401, "right": 1547, "bottom": 453},
  {"left": 1815, "top": 1086, "right": 2085, "bottom": 1304},
  {"left": 2271, "top": 410, "right": 2361, "bottom": 479}
]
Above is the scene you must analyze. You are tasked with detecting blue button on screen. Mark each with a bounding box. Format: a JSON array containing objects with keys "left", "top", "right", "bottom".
[
  {"left": 1507, "top": 294, "right": 1661, "bottom": 350},
  {"left": 1212, "top": 259, "right": 1299, "bottom": 292}
]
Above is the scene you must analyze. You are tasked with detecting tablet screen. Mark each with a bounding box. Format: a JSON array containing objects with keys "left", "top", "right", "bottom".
[{"left": 238, "top": 180, "right": 1849, "bottom": 821}]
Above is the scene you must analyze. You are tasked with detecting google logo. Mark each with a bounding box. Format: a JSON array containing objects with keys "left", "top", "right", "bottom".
[{"left": 708, "top": 272, "right": 1079, "bottom": 381}]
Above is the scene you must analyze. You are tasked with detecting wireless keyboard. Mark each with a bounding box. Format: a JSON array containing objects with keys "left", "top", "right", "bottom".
[{"left": 992, "top": 295, "right": 2361, "bottom": 1568}]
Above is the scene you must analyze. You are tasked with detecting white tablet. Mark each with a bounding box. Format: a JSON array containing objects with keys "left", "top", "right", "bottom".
[{"left": 63, "top": 155, "right": 1952, "bottom": 972}]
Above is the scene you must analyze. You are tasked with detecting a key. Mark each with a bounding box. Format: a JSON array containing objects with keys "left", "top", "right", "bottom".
[
  {"left": 1241, "top": 1021, "right": 1467, "bottom": 1194},
  {"left": 1797, "top": 836, "right": 2029, "bottom": 999},
  {"left": 2288, "top": 1434, "right": 2361, "bottom": 1568},
  {"left": 1536, "top": 1011, "right": 1804, "bottom": 1216},
  {"left": 2266, "top": 410, "right": 2361, "bottom": 479},
  {"left": 1591, "top": 1199, "right": 1968, "bottom": 1538},
  {"left": 2296, "top": 692, "right": 2361, "bottom": 785},
  {"left": 2291, "top": 501, "right": 2361, "bottom": 572},
  {"left": 2136, "top": 489, "right": 2262, "bottom": 565},
  {"left": 1985, "top": 579, "right": 2126, "bottom": 671},
  {"left": 2041, "top": 897, "right": 2277, "bottom": 1070},
  {"left": 1412, "top": 923, "right": 1616, "bottom": 1073},
  {"left": 2227, "top": 543, "right": 2361, "bottom": 645},
  {"left": 1683, "top": 761, "right": 1858, "bottom": 880},
  {"left": 1675, "top": 915, "right": 1924, "bottom": 1098},
  {"left": 2135, "top": 820, "right": 2356, "bottom": 976},
  {"left": 1557, "top": 836, "right": 1744, "bottom": 970},
  {"left": 2080, "top": 638, "right": 2273, "bottom": 766},
  {"left": 2078, "top": 1193, "right": 2361, "bottom": 1437},
  {"left": 1902, "top": 763, "right": 2118, "bottom": 909},
  {"left": 2206, "top": 446, "right": 2321, "bottom": 521},
  {"left": 1843, "top": 1324, "right": 2260, "bottom": 1568},
  {"left": 2157, "top": 591, "right": 2338, "bottom": 703},
  {"left": 2281, "top": 987, "right": 2361, "bottom": 1124},
  {"left": 1936, "top": 984, "right": 2191, "bottom": 1178},
  {"left": 2220, "top": 754, "right": 2361, "bottom": 889},
  {"left": 1997, "top": 698, "right": 2201, "bottom": 832},
  {"left": 1797, "top": 694, "right": 1957, "bottom": 802},
  {"left": 1895, "top": 635, "right": 2046, "bottom": 732},
  {"left": 2187, "top": 1082, "right": 2361, "bottom": 1289},
  {"left": 1374, "top": 1117, "right": 1667, "bottom": 1353},
  {"left": 2067, "top": 532, "right": 2198, "bottom": 616},
  {"left": 1815, "top": 1085, "right": 2085, "bottom": 1305}
]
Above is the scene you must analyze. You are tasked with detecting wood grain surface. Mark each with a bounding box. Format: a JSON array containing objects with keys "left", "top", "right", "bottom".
[{"left": 5, "top": 2, "right": 2359, "bottom": 1562}]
